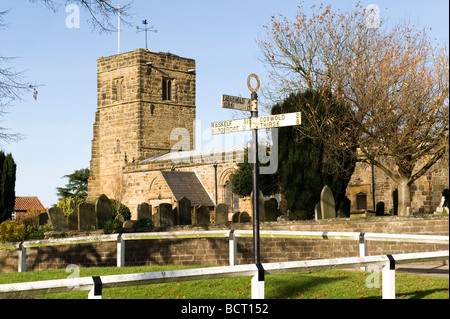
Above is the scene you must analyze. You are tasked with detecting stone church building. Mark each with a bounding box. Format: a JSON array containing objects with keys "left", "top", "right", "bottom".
[{"left": 87, "top": 48, "right": 448, "bottom": 220}]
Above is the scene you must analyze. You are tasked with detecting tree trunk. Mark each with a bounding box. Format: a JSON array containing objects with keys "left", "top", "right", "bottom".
[{"left": 398, "top": 179, "right": 412, "bottom": 216}]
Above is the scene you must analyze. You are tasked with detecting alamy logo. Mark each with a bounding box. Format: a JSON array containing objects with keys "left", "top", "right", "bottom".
[
  {"left": 65, "top": 4, "right": 80, "bottom": 29},
  {"left": 365, "top": 4, "right": 380, "bottom": 29},
  {"left": 169, "top": 122, "right": 279, "bottom": 175}
]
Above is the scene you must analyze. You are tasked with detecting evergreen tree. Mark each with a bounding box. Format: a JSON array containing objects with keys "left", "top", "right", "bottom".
[
  {"left": 230, "top": 147, "right": 280, "bottom": 197},
  {"left": 56, "top": 168, "right": 90, "bottom": 202},
  {"left": 272, "top": 90, "right": 356, "bottom": 219},
  {"left": 0, "top": 151, "right": 17, "bottom": 222}
]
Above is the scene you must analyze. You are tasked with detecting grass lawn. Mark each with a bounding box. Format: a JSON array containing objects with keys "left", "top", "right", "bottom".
[{"left": 0, "top": 265, "right": 448, "bottom": 299}]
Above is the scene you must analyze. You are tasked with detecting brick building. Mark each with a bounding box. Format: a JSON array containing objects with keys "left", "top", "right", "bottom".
[{"left": 87, "top": 48, "right": 448, "bottom": 220}]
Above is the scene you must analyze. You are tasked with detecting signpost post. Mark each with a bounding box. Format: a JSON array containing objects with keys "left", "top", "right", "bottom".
[
  {"left": 211, "top": 74, "right": 301, "bottom": 297},
  {"left": 248, "top": 74, "right": 261, "bottom": 265}
]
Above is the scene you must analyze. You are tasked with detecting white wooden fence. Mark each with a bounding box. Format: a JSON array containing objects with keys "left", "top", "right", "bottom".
[
  {"left": 0, "top": 250, "right": 447, "bottom": 299},
  {"left": 0, "top": 230, "right": 448, "bottom": 299},
  {"left": 2, "top": 230, "right": 447, "bottom": 271}
]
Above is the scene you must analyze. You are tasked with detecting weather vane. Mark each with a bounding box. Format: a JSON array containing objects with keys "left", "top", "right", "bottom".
[{"left": 136, "top": 19, "right": 157, "bottom": 49}]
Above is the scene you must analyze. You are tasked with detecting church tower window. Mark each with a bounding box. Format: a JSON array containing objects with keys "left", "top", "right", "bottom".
[{"left": 162, "top": 78, "right": 172, "bottom": 101}]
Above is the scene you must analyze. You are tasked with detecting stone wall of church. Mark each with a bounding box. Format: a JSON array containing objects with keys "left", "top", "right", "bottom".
[
  {"left": 88, "top": 49, "right": 196, "bottom": 203},
  {"left": 121, "top": 150, "right": 252, "bottom": 219},
  {"left": 346, "top": 152, "right": 449, "bottom": 214}
]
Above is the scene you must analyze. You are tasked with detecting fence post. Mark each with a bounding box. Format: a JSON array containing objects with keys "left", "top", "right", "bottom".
[
  {"left": 251, "top": 264, "right": 265, "bottom": 299},
  {"left": 359, "top": 232, "right": 368, "bottom": 271},
  {"left": 117, "top": 233, "right": 125, "bottom": 267},
  {"left": 229, "top": 230, "right": 237, "bottom": 266},
  {"left": 88, "top": 276, "right": 102, "bottom": 299},
  {"left": 18, "top": 242, "right": 26, "bottom": 273},
  {"left": 382, "top": 255, "right": 396, "bottom": 299}
]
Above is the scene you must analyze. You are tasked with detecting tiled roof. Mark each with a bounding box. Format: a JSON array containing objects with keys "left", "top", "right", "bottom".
[
  {"left": 14, "top": 197, "right": 46, "bottom": 211},
  {"left": 141, "top": 145, "right": 246, "bottom": 163},
  {"left": 161, "top": 171, "right": 215, "bottom": 207}
]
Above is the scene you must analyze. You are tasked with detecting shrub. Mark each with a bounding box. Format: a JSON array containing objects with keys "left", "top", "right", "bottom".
[
  {"left": 16, "top": 209, "right": 44, "bottom": 230},
  {"left": 0, "top": 220, "right": 27, "bottom": 243},
  {"left": 103, "top": 220, "right": 120, "bottom": 234},
  {"left": 25, "top": 223, "right": 53, "bottom": 240},
  {"left": 132, "top": 218, "right": 153, "bottom": 230},
  {"left": 110, "top": 199, "right": 131, "bottom": 220}
]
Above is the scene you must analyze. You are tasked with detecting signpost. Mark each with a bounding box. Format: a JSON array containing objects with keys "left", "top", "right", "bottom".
[
  {"left": 213, "top": 74, "right": 301, "bottom": 288},
  {"left": 211, "top": 112, "right": 301, "bottom": 135},
  {"left": 221, "top": 94, "right": 251, "bottom": 111}
]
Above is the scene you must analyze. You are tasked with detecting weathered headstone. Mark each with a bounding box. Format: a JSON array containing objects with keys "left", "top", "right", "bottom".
[
  {"left": 137, "top": 202, "right": 151, "bottom": 220},
  {"left": 123, "top": 220, "right": 135, "bottom": 229},
  {"left": 39, "top": 212, "right": 49, "bottom": 226},
  {"left": 67, "top": 210, "right": 78, "bottom": 230},
  {"left": 78, "top": 203, "right": 96, "bottom": 231},
  {"left": 95, "top": 194, "right": 113, "bottom": 229},
  {"left": 251, "top": 191, "right": 265, "bottom": 221},
  {"left": 153, "top": 203, "right": 174, "bottom": 227},
  {"left": 214, "top": 203, "right": 228, "bottom": 224},
  {"left": 320, "top": 185, "right": 336, "bottom": 219},
  {"left": 193, "top": 205, "right": 210, "bottom": 225},
  {"left": 232, "top": 212, "right": 240, "bottom": 223},
  {"left": 239, "top": 211, "right": 250, "bottom": 223},
  {"left": 314, "top": 203, "right": 322, "bottom": 221},
  {"left": 114, "top": 214, "right": 125, "bottom": 228},
  {"left": 376, "top": 201, "right": 385, "bottom": 216},
  {"left": 176, "top": 196, "right": 191, "bottom": 225},
  {"left": 264, "top": 200, "right": 276, "bottom": 222},
  {"left": 47, "top": 207, "right": 68, "bottom": 230}
]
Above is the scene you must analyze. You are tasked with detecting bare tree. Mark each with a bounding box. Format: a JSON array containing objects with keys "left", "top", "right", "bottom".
[
  {"left": 1, "top": 1, "right": 132, "bottom": 144},
  {"left": 258, "top": 2, "right": 449, "bottom": 215}
]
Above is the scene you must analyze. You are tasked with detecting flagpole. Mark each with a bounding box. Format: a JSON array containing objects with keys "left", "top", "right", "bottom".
[{"left": 118, "top": 4, "right": 121, "bottom": 54}]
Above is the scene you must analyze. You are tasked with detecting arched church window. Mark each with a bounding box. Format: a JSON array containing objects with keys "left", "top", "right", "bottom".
[{"left": 225, "top": 180, "right": 239, "bottom": 211}]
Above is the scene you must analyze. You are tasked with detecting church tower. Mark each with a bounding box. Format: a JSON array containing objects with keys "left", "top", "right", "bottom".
[{"left": 87, "top": 49, "right": 196, "bottom": 201}]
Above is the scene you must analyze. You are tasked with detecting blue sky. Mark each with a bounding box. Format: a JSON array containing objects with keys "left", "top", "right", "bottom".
[{"left": 1, "top": 0, "right": 448, "bottom": 208}]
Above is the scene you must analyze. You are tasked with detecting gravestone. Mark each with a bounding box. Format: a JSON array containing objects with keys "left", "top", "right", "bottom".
[
  {"left": 314, "top": 203, "right": 322, "bottom": 221},
  {"left": 376, "top": 201, "right": 385, "bottom": 216},
  {"left": 176, "top": 196, "right": 191, "bottom": 225},
  {"left": 232, "top": 212, "right": 240, "bottom": 223},
  {"left": 214, "top": 203, "right": 228, "bottom": 224},
  {"left": 114, "top": 214, "right": 125, "bottom": 228},
  {"left": 95, "top": 194, "right": 113, "bottom": 229},
  {"left": 251, "top": 191, "right": 265, "bottom": 221},
  {"left": 67, "top": 210, "right": 78, "bottom": 230},
  {"left": 153, "top": 203, "right": 174, "bottom": 227},
  {"left": 123, "top": 220, "right": 135, "bottom": 229},
  {"left": 78, "top": 203, "right": 96, "bottom": 231},
  {"left": 39, "top": 212, "right": 49, "bottom": 226},
  {"left": 264, "top": 200, "right": 276, "bottom": 222},
  {"left": 320, "top": 185, "right": 336, "bottom": 219},
  {"left": 137, "top": 202, "right": 151, "bottom": 220},
  {"left": 193, "top": 205, "right": 210, "bottom": 225},
  {"left": 47, "top": 207, "right": 68, "bottom": 230},
  {"left": 238, "top": 211, "right": 250, "bottom": 223}
]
